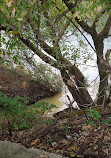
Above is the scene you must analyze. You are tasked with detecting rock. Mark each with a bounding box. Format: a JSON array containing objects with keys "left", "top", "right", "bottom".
[
  {"left": 0, "top": 141, "right": 34, "bottom": 158},
  {"left": 0, "top": 141, "right": 68, "bottom": 158}
]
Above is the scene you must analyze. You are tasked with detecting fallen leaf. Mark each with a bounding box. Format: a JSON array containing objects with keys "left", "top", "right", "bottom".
[
  {"left": 93, "top": 145, "right": 98, "bottom": 150},
  {"left": 70, "top": 145, "right": 78, "bottom": 151},
  {"left": 17, "top": 18, "right": 23, "bottom": 21},
  {"left": 87, "top": 124, "right": 92, "bottom": 130},
  {"left": 60, "top": 139, "right": 69, "bottom": 145},
  {"left": 102, "top": 146, "right": 109, "bottom": 155},
  {"left": 93, "top": 137, "right": 98, "bottom": 144},
  {"left": 70, "top": 153, "right": 77, "bottom": 157},
  {"left": 66, "top": 135, "right": 71, "bottom": 139},
  {"left": 104, "top": 135, "right": 110, "bottom": 141},
  {"left": 51, "top": 142, "right": 57, "bottom": 147},
  {"left": 38, "top": 153, "right": 48, "bottom": 158},
  {"left": 31, "top": 139, "right": 40, "bottom": 146},
  {"left": 82, "top": 125, "right": 90, "bottom": 131}
]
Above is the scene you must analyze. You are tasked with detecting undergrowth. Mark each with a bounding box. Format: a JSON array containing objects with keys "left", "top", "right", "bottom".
[{"left": 0, "top": 92, "right": 57, "bottom": 137}]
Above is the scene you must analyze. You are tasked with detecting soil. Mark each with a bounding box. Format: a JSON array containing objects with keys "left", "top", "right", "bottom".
[
  {"left": 0, "top": 108, "right": 111, "bottom": 158},
  {"left": 0, "top": 66, "right": 58, "bottom": 104}
]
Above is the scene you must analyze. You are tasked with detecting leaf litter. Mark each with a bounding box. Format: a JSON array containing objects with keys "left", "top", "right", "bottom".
[{"left": 0, "top": 109, "right": 111, "bottom": 158}]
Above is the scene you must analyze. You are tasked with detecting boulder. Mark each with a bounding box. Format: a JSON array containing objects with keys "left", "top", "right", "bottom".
[{"left": 0, "top": 141, "right": 67, "bottom": 158}]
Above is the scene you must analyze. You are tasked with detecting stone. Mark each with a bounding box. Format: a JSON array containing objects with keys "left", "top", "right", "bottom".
[{"left": 0, "top": 141, "right": 68, "bottom": 158}]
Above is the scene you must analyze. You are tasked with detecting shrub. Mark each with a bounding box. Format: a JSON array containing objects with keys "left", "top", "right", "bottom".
[
  {"left": 0, "top": 92, "right": 57, "bottom": 136},
  {"left": 32, "top": 63, "right": 63, "bottom": 93},
  {"left": 88, "top": 108, "right": 111, "bottom": 127}
]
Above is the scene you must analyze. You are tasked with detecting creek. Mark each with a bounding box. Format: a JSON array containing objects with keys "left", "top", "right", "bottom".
[
  {"left": 36, "top": 82, "right": 99, "bottom": 114},
  {"left": 36, "top": 34, "right": 111, "bottom": 114}
]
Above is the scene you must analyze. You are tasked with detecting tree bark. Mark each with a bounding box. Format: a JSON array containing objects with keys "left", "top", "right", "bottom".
[
  {"left": 93, "top": 38, "right": 108, "bottom": 106},
  {"left": 69, "top": 66, "right": 94, "bottom": 106},
  {"left": 61, "top": 65, "right": 94, "bottom": 108}
]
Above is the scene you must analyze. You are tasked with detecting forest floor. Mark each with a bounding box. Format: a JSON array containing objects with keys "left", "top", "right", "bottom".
[{"left": 0, "top": 108, "right": 111, "bottom": 158}]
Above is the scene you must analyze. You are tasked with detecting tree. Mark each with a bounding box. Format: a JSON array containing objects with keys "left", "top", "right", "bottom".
[
  {"left": 63, "top": 0, "right": 111, "bottom": 106},
  {"left": 0, "top": 0, "right": 111, "bottom": 108}
]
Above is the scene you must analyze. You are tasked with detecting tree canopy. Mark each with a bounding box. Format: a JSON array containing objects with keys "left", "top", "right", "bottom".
[{"left": 0, "top": 0, "right": 111, "bottom": 108}]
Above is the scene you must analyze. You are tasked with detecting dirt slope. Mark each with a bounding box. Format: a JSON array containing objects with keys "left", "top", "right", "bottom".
[{"left": 0, "top": 66, "right": 57, "bottom": 104}]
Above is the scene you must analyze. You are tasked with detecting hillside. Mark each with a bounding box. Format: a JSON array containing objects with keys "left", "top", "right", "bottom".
[{"left": 0, "top": 66, "right": 62, "bottom": 104}]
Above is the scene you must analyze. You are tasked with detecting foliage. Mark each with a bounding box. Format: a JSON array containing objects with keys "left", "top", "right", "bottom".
[
  {"left": 0, "top": 92, "right": 57, "bottom": 136},
  {"left": 88, "top": 108, "right": 101, "bottom": 126},
  {"left": 44, "top": 118, "right": 56, "bottom": 125},
  {"left": 88, "top": 108, "right": 111, "bottom": 127},
  {"left": 62, "top": 124, "right": 69, "bottom": 135},
  {"left": 32, "top": 63, "right": 63, "bottom": 92},
  {"left": 30, "top": 101, "right": 57, "bottom": 114},
  {"left": 0, "top": 92, "right": 31, "bottom": 131}
]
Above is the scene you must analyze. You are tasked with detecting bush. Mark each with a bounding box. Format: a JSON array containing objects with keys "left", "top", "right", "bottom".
[
  {"left": 32, "top": 63, "right": 63, "bottom": 93},
  {"left": 0, "top": 92, "right": 57, "bottom": 136}
]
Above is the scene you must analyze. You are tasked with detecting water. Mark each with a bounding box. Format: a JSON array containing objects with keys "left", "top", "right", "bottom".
[
  {"left": 36, "top": 92, "right": 64, "bottom": 115},
  {"left": 36, "top": 85, "right": 80, "bottom": 114},
  {"left": 36, "top": 34, "right": 111, "bottom": 114}
]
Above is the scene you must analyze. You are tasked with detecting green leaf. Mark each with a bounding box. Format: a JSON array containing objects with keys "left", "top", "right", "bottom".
[{"left": 6, "top": 25, "right": 10, "bottom": 33}]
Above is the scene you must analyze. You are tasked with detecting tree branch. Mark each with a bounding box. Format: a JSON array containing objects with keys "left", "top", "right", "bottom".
[
  {"left": 62, "top": 0, "right": 82, "bottom": 14},
  {"left": 43, "top": 10, "right": 56, "bottom": 45},
  {"left": 54, "top": 9, "right": 69, "bottom": 24},
  {"left": 92, "top": 6, "right": 109, "bottom": 29},
  {"left": 75, "top": 17, "right": 97, "bottom": 37},
  {"left": 28, "top": 18, "right": 68, "bottom": 64},
  {"left": 28, "top": 16, "right": 57, "bottom": 58},
  {"left": 0, "top": 25, "right": 59, "bottom": 68},
  {"left": 18, "top": 35, "right": 59, "bottom": 68},
  {"left": 61, "top": 1, "right": 111, "bottom": 71},
  {"left": 98, "top": 15, "right": 111, "bottom": 38},
  {"left": 54, "top": 20, "right": 71, "bottom": 47}
]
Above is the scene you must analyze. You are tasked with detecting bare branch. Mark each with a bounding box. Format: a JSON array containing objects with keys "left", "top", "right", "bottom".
[
  {"left": 28, "top": 15, "right": 39, "bottom": 42},
  {"left": 56, "top": 7, "right": 96, "bottom": 52},
  {"left": 59, "top": 2, "right": 111, "bottom": 72},
  {"left": 43, "top": 10, "right": 56, "bottom": 45},
  {"left": 43, "top": 10, "right": 71, "bottom": 47}
]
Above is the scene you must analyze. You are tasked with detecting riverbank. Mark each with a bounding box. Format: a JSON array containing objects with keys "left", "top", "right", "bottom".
[{"left": 0, "top": 66, "right": 63, "bottom": 104}]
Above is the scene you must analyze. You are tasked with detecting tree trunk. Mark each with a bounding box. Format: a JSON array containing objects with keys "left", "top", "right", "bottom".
[
  {"left": 61, "top": 65, "right": 94, "bottom": 108},
  {"left": 94, "top": 39, "right": 108, "bottom": 106},
  {"left": 69, "top": 65, "right": 94, "bottom": 106},
  {"left": 97, "top": 62, "right": 108, "bottom": 106}
]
